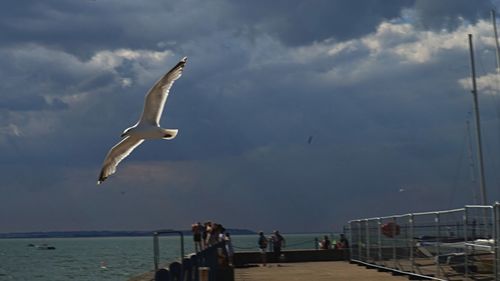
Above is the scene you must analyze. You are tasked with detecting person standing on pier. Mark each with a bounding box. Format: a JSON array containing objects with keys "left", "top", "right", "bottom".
[
  {"left": 336, "top": 233, "right": 349, "bottom": 260},
  {"left": 258, "top": 231, "right": 268, "bottom": 267},
  {"left": 320, "top": 235, "right": 331, "bottom": 250},
  {"left": 271, "top": 230, "right": 285, "bottom": 264},
  {"left": 224, "top": 233, "right": 234, "bottom": 266},
  {"left": 192, "top": 222, "right": 202, "bottom": 252},
  {"left": 336, "top": 233, "right": 349, "bottom": 249}
]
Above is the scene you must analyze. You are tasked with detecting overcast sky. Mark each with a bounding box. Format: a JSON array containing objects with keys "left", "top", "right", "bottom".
[{"left": 2, "top": 0, "right": 500, "bottom": 233}]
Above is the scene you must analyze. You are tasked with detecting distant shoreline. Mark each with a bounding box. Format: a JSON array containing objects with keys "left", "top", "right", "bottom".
[{"left": 0, "top": 229, "right": 256, "bottom": 239}]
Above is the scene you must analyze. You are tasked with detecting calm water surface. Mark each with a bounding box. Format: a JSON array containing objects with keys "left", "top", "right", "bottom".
[{"left": 0, "top": 233, "right": 331, "bottom": 281}]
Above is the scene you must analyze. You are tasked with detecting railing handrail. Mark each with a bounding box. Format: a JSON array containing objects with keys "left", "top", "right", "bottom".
[
  {"left": 153, "top": 230, "right": 185, "bottom": 272},
  {"left": 348, "top": 207, "right": 480, "bottom": 222},
  {"left": 347, "top": 204, "right": 499, "bottom": 281}
]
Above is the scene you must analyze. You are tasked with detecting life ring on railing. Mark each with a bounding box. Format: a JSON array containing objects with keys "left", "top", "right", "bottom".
[{"left": 381, "top": 222, "right": 400, "bottom": 238}]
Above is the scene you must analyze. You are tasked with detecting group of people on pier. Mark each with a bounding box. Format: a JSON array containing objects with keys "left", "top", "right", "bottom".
[
  {"left": 318, "top": 233, "right": 349, "bottom": 250},
  {"left": 258, "top": 230, "right": 286, "bottom": 266},
  {"left": 191, "top": 222, "right": 350, "bottom": 268},
  {"left": 191, "top": 221, "right": 233, "bottom": 253}
]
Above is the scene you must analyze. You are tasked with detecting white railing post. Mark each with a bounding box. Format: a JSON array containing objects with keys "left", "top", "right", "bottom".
[
  {"left": 464, "top": 208, "right": 469, "bottom": 279},
  {"left": 393, "top": 217, "right": 397, "bottom": 269},
  {"left": 435, "top": 213, "right": 440, "bottom": 278},
  {"left": 358, "top": 221, "right": 362, "bottom": 261},
  {"left": 348, "top": 221, "right": 353, "bottom": 261},
  {"left": 409, "top": 214, "right": 414, "bottom": 274},
  {"left": 366, "top": 220, "right": 370, "bottom": 262},
  {"left": 494, "top": 203, "right": 499, "bottom": 280},
  {"left": 377, "top": 218, "right": 382, "bottom": 264}
]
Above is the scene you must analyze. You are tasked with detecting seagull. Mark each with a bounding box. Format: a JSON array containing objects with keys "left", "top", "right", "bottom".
[
  {"left": 97, "top": 57, "right": 187, "bottom": 184},
  {"left": 307, "top": 135, "right": 313, "bottom": 144}
]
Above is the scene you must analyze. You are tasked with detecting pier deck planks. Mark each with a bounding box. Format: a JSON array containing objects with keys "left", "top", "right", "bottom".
[{"left": 235, "top": 261, "right": 410, "bottom": 281}]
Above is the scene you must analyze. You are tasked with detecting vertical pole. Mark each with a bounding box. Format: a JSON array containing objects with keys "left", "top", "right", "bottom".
[
  {"left": 359, "top": 221, "right": 363, "bottom": 260},
  {"left": 355, "top": 221, "right": 358, "bottom": 260},
  {"left": 154, "top": 232, "right": 160, "bottom": 272},
  {"left": 180, "top": 232, "right": 185, "bottom": 281},
  {"left": 349, "top": 222, "right": 353, "bottom": 261},
  {"left": 409, "top": 214, "right": 414, "bottom": 273},
  {"left": 180, "top": 233, "right": 185, "bottom": 261},
  {"left": 492, "top": 10, "right": 500, "bottom": 73},
  {"left": 495, "top": 204, "right": 499, "bottom": 280},
  {"left": 353, "top": 221, "right": 358, "bottom": 260},
  {"left": 393, "top": 217, "right": 397, "bottom": 270},
  {"left": 466, "top": 118, "right": 478, "bottom": 204},
  {"left": 464, "top": 208, "right": 469, "bottom": 279},
  {"left": 358, "top": 220, "right": 365, "bottom": 261},
  {"left": 493, "top": 206, "right": 498, "bottom": 280},
  {"left": 378, "top": 218, "right": 382, "bottom": 265},
  {"left": 366, "top": 220, "right": 370, "bottom": 262},
  {"left": 468, "top": 34, "right": 488, "bottom": 206},
  {"left": 490, "top": 10, "right": 500, "bottom": 165},
  {"left": 435, "top": 213, "right": 440, "bottom": 278}
]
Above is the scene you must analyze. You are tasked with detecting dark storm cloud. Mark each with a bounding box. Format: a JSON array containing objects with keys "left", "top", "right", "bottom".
[
  {"left": 412, "top": 0, "right": 494, "bottom": 30},
  {"left": 1, "top": 0, "right": 494, "bottom": 58},
  {"left": 0, "top": 44, "right": 118, "bottom": 101},
  {"left": 2, "top": 1, "right": 500, "bottom": 232},
  {"left": 0, "top": 0, "right": 226, "bottom": 57},
  {"left": 0, "top": 96, "right": 68, "bottom": 111},
  {"left": 227, "top": 0, "right": 413, "bottom": 45}
]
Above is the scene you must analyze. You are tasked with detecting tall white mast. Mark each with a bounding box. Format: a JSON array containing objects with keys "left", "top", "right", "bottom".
[
  {"left": 492, "top": 10, "right": 500, "bottom": 73},
  {"left": 465, "top": 117, "right": 478, "bottom": 204},
  {"left": 490, "top": 9, "right": 500, "bottom": 187},
  {"left": 468, "top": 34, "right": 488, "bottom": 205}
]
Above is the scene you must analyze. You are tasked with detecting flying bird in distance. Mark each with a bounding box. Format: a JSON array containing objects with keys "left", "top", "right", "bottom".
[{"left": 97, "top": 57, "right": 187, "bottom": 184}]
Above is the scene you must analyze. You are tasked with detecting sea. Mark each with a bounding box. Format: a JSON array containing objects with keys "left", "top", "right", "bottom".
[{"left": 0, "top": 233, "right": 333, "bottom": 281}]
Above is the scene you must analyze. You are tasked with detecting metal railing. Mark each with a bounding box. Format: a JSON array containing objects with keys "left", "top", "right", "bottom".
[
  {"left": 348, "top": 204, "right": 499, "bottom": 280},
  {"left": 154, "top": 230, "right": 185, "bottom": 272},
  {"left": 153, "top": 230, "right": 232, "bottom": 281}
]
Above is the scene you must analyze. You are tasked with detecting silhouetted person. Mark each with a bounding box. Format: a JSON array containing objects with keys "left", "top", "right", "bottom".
[
  {"left": 225, "top": 233, "right": 234, "bottom": 266},
  {"left": 258, "top": 231, "right": 268, "bottom": 266},
  {"left": 320, "top": 235, "right": 331, "bottom": 249},
  {"left": 192, "top": 222, "right": 202, "bottom": 252},
  {"left": 337, "top": 233, "right": 349, "bottom": 249},
  {"left": 337, "top": 233, "right": 349, "bottom": 259},
  {"left": 271, "top": 230, "right": 285, "bottom": 264}
]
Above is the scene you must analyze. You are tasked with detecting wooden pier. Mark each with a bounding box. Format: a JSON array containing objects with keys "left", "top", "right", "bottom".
[
  {"left": 235, "top": 261, "right": 410, "bottom": 281},
  {"left": 129, "top": 249, "right": 422, "bottom": 281}
]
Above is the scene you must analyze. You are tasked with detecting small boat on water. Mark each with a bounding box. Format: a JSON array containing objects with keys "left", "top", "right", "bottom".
[{"left": 35, "top": 244, "right": 56, "bottom": 250}]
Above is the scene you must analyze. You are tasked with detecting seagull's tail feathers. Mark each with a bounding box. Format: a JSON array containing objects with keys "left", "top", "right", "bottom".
[{"left": 161, "top": 128, "right": 178, "bottom": 140}]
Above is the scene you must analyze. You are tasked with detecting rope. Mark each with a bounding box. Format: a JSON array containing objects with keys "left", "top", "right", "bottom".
[
  {"left": 285, "top": 239, "right": 315, "bottom": 247},
  {"left": 232, "top": 239, "right": 315, "bottom": 250},
  {"left": 232, "top": 245, "right": 258, "bottom": 250}
]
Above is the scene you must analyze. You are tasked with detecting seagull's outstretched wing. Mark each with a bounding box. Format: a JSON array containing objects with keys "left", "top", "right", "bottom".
[
  {"left": 97, "top": 137, "right": 144, "bottom": 184},
  {"left": 140, "top": 57, "right": 187, "bottom": 126}
]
